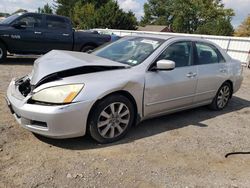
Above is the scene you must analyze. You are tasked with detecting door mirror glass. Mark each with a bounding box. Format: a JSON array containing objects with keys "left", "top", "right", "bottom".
[{"left": 156, "top": 60, "right": 175, "bottom": 71}]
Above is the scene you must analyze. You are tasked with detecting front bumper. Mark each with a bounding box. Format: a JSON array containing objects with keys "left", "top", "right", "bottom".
[{"left": 6, "top": 79, "right": 93, "bottom": 139}]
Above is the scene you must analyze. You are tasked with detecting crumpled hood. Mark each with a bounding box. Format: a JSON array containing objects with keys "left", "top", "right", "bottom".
[{"left": 31, "top": 50, "right": 126, "bottom": 85}]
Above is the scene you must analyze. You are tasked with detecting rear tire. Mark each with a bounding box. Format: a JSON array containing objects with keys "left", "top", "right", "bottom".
[
  {"left": 81, "top": 45, "right": 96, "bottom": 53},
  {"left": 88, "top": 94, "right": 135, "bottom": 144},
  {"left": 0, "top": 42, "right": 7, "bottom": 63},
  {"left": 209, "top": 82, "right": 232, "bottom": 111}
]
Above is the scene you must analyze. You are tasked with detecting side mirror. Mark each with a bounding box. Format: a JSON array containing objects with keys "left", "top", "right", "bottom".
[
  {"left": 155, "top": 60, "right": 175, "bottom": 71},
  {"left": 12, "top": 21, "right": 27, "bottom": 29}
]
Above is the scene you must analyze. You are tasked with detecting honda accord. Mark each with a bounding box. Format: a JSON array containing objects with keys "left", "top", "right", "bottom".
[{"left": 6, "top": 36, "right": 243, "bottom": 143}]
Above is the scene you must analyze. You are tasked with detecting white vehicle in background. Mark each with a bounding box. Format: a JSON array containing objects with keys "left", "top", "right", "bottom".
[
  {"left": 95, "top": 29, "right": 120, "bottom": 41},
  {"left": 0, "top": 17, "right": 5, "bottom": 21}
]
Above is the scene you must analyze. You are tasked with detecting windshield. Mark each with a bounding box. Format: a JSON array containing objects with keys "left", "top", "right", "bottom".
[
  {"left": 93, "top": 37, "right": 164, "bottom": 66},
  {"left": 0, "top": 13, "right": 22, "bottom": 24}
]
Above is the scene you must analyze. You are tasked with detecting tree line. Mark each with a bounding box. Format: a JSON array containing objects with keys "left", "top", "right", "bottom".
[
  {"left": 53, "top": 0, "right": 236, "bottom": 36},
  {"left": 141, "top": 0, "right": 235, "bottom": 36},
  {"left": 54, "top": 0, "right": 137, "bottom": 30},
  {"left": 2, "top": 0, "right": 250, "bottom": 37}
]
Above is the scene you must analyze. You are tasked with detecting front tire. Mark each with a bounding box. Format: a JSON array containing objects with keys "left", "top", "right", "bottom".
[
  {"left": 209, "top": 82, "right": 232, "bottom": 110},
  {"left": 0, "top": 42, "right": 7, "bottom": 63},
  {"left": 88, "top": 94, "right": 135, "bottom": 143}
]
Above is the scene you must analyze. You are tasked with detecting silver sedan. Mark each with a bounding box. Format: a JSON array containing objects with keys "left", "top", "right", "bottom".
[{"left": 6, "top": 36, "right": 243, "bottom": 143}]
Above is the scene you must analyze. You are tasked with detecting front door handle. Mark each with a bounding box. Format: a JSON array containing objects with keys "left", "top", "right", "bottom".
[
  {"left": 62, "top": 33, "right": 70, "bottom": 36},
  {"left": 34, "top": 31, "right": 42, "bottom": 35},
  {"left": 192, "top": 73, "right": 197, "bottom": 77},
  {"left": 186, "top": 72, "right": 197, "bottom": 78}
]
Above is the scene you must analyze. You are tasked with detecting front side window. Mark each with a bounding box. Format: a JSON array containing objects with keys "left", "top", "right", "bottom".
[
  {"left": 93, "top": 37, "right": 164, "bottom": 66},
  {"left": 14, "top": 15, "right": 42, "bottom": 28},
  {"left": 195, "top": 43, "right": 224, "bottom": 65},
  {"left": 46, "top": 16, "right": 67, "bottom": 30},
  {"left": 157, "top": 41, "right": 192, "bottom": 68}
]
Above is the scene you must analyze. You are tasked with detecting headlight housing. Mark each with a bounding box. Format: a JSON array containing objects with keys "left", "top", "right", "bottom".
[{"left": 31, "top": 84, "right": 84, "bottom": 104}]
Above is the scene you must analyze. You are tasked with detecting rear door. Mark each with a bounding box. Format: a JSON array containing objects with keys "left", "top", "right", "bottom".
[
  {"left": 7, "top": 14, "right": 44, "bottom": 53},
  {"left": 144, "top": 41, "right": 198, "bottom": 117},
  {"left": 193, "top": 42, "right": 229, "bottom": 104},
  {"left": 42, "top": 15, "right": 73, "bottom": 52}
]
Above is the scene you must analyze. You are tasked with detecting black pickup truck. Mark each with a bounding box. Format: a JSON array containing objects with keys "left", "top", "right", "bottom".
[{"left": 0, "top": 12, "right": 111, "bottom": 63}]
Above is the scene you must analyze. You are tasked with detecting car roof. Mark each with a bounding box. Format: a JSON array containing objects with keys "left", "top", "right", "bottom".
[
  {"left": 126, "top": 34, "right": 217, "bottom": 45},
  {"left": 128, "top": 34, "right": 232, "bottom": 61},
  {"left": 22, "top": 12, "right": 70, "bottom": 20},
  {"left": 126, "top": 34, "right": 172, "bottom": 40},
  {"left": 129, "top": 34, "right": 208, "bottom": 42}
]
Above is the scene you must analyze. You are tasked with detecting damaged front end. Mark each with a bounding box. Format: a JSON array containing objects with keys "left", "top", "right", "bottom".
[
  {"left": 15, "top": 65, "right": 128, "bottom": 98},
  {"left": 15, "top": 76, "right": 32, "bottom": 97},
  {"left": 5, "top": 50, "right": 133, "bottom": 139},
  {"left": 35, "top": 65, "right": 127, "bottom": 88},
  {"left": 9, "top": 50, "right": 130, "bottom": 103}
]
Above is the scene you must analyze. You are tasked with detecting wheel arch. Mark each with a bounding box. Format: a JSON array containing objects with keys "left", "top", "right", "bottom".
[
  {"left": 87, "top": 90, "right": 139, "bottom": 132},
  {"left": 0, "top": 38, "right": 8, "bottom": 51},
  {"left": 80, "top": 42, "right": 98, "bottom": 51}
]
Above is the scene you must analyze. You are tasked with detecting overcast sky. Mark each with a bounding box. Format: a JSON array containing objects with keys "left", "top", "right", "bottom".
[{"left": 0, "top": 0, "right": 249, "bottom": 28}]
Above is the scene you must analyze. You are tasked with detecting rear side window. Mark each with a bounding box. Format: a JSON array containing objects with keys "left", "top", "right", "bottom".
[
  {"left": 157, "top": 41, "right": 192, "bottom": 68},
  {"left": 46, "top": 16, "right": 68, "bottom": 30},
  {"left": 195, "top": 43, "right": 225, "bottom": 65}
]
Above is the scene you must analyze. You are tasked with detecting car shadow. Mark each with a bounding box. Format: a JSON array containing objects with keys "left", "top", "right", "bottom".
[
  {"left": 35, "top": 96, "right": 250, "bottom": 150},
  {"left": 2, "top": 56, "right": 37, "bottom": 65}
]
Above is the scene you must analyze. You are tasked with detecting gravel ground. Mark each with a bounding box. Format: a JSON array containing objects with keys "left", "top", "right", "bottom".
[{"left": 0, "top": 58, "right": 250, "bottom": 188}]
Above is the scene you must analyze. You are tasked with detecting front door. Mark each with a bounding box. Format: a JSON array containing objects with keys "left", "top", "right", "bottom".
[
  {"left": 7, "top": 14, "right": 44, "bottom": 53},
  {"left": 144, "top": 41, "right": 198, "bottom": 117}
]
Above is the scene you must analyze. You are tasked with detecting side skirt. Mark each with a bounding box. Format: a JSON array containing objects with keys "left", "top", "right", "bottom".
[{"left": 141, "top": 100, "right": 212, "bottom": 121}]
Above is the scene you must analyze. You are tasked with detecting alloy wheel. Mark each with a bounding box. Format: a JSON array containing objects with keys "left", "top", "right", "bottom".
[
  {"left": 217, "top": 85, "right": 230, "bottom": 109},
  {"left": 97, "top": 102, "right": 130, "bottom": 139}
]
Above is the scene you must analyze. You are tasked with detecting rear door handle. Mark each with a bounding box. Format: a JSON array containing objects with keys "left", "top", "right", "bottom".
[
  {"left": 62, "top": 33, "right": 70, "bottom": 36},
  {"left": 34, "top": 31, "right": 42, "bottom": 34},
  {"left": 220, "top": 68, "right": 227, "bottom": 73}
]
